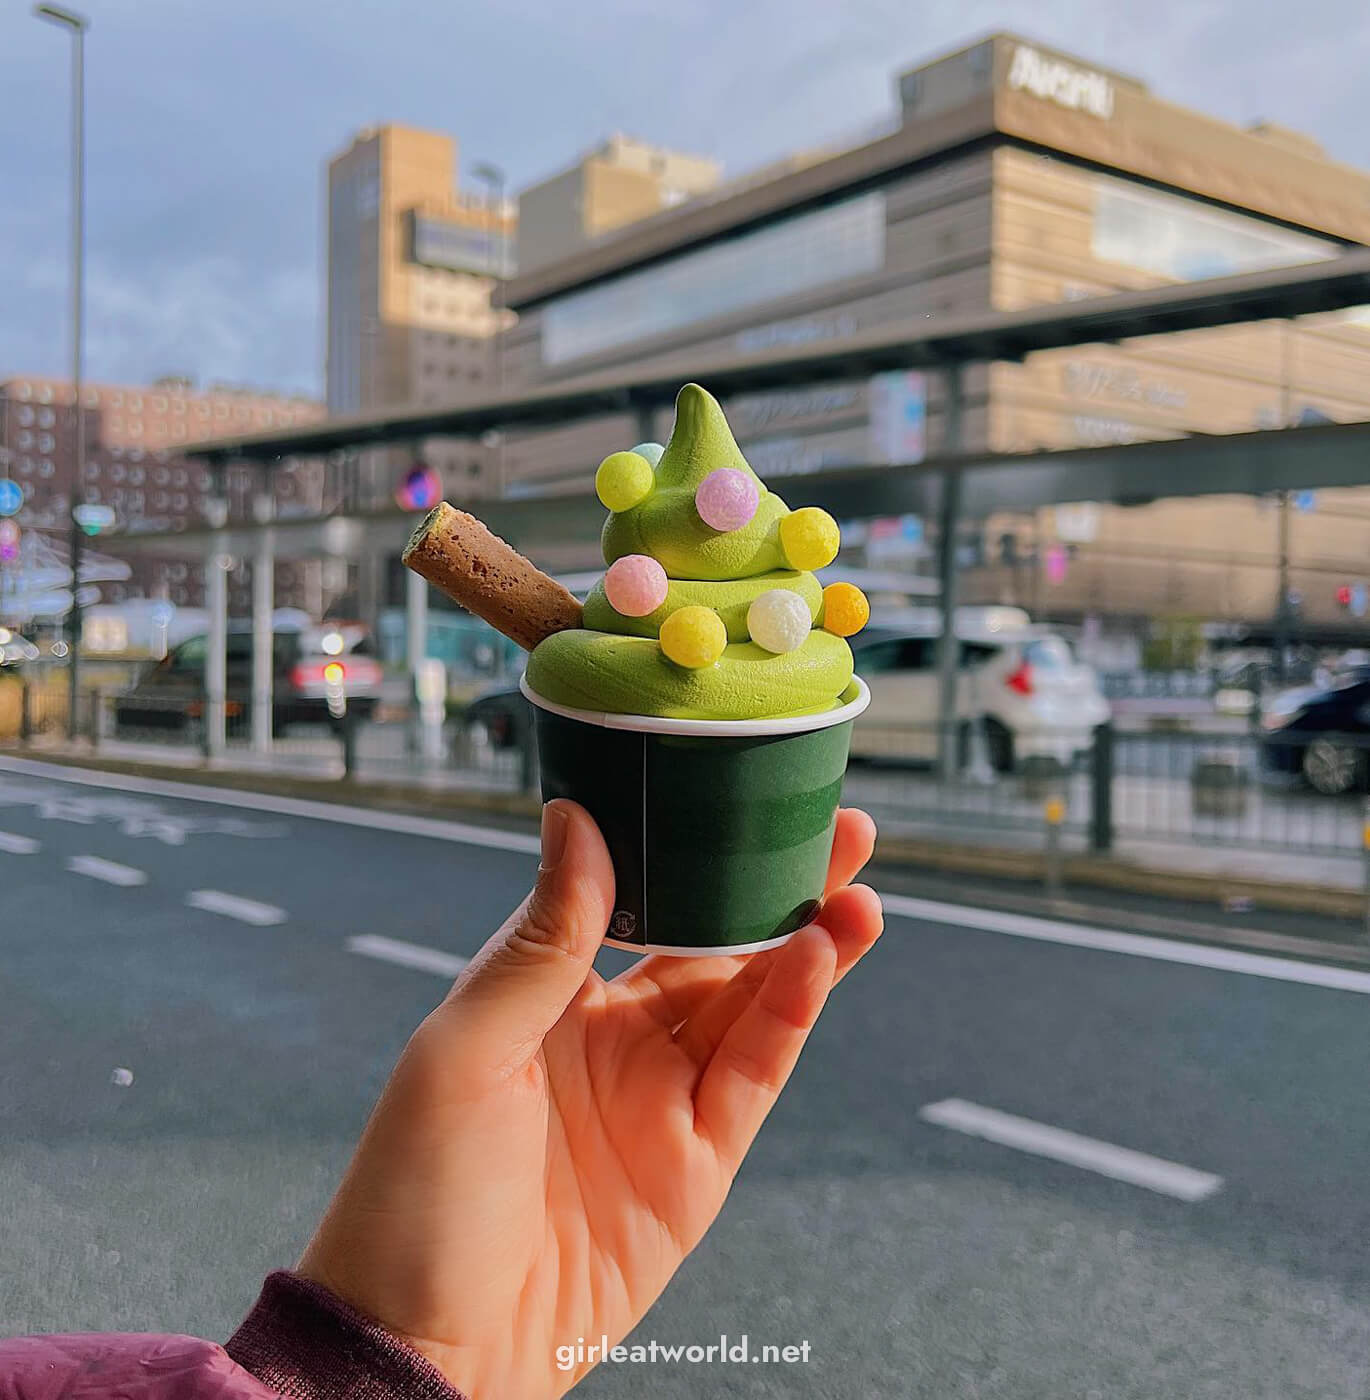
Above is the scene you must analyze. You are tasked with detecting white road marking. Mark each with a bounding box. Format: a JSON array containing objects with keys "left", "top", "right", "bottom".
[
  {"left": 347, "top": 934, "right": 469, "bottom": 978},
  {"left": 186, "top": 890, "right": 288, "bottom": 926},
  {"left": 881, "top": 892, "right": 1370, "bottom": 997},
  {"left": 0, "top": 755, "right": 540, "bottom": 854},
  {"left": 919, "top": 1098, "right": 1223, "bottom": 1203},
  {"left": 66, "top": 854, "right": 147, "bottom": 887},
  {"left": 0, "top": 830, "right": 39, "bottom": 854},
  {"left": 7, "top": 756, "right": 1370, "bottom": 996}
]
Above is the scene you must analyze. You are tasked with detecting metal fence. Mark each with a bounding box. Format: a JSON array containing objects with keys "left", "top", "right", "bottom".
[{"left": 8, "top": 673, "right": 1370, "bottom": 860}]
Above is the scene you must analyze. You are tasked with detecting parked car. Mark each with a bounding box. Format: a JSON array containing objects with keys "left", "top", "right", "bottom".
[
  {"left": 0, "top": 628, "right": 40, "bottom": 667},
  {"left": 464, "top": 676, "right": 531, "bottom": 751},
  {"left": 1260, "top": 669, "right": 1370, "bottom": 794},
  {"left": 113, "top": 622, "right": 383, "bottom": 735},
  {"left": 849, "top": 612, "right": 1111, "bottom": 771}
]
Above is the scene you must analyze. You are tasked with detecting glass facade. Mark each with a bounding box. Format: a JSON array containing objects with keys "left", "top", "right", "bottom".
[
  {"left": 326, "top": 156, "right": 377, "bottom": 413},
  {"left": 542, "top": 192, "right": 887, "bottom": 366},
  {"left": 1091, "top": 169, "right": 1338, "bottom": 282}
]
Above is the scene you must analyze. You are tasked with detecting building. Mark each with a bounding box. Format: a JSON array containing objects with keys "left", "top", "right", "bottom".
[
  {"left": 516, "top": 134, "right": 721, "bottom": 275},
  {"left": 495, "top": 33, "right": 1370, "bottom": 644},
  {"left": 325, "top": 124, "right": 515, "bottom": 500},
  {"left": 0, "top": 375, "right": 325, "bottom": 612}
]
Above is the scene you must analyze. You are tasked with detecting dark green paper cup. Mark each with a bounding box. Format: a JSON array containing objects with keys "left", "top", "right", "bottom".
[{"left": 520, "top": 675, "right": 870, "bottom": 956}]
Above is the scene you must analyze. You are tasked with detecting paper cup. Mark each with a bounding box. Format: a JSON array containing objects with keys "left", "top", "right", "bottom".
[{"left": 520, "top": 674, "right": 870, "bottom": 956}]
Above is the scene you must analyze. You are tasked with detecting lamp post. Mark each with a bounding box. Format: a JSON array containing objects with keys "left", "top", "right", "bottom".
[{"left": 35, "top": 3, "right": 89, "bottom": 739}]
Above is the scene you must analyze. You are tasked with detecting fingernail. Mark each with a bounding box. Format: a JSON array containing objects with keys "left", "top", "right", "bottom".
[{"left": 540, "top": 801, "right": 569, "bottom": 871}]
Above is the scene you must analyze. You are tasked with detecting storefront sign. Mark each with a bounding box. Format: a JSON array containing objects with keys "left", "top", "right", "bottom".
[{"left": 1008, "top": 45, "right": 1114, "bottom": 120}]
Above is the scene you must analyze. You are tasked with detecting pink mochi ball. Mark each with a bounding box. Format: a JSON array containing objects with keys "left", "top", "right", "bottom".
[
  {"left": 695, "top": 468, "right": 759, "bottom": 532},
  {"left": 604, "top": 554, "right": 668, "bottom": 617}
]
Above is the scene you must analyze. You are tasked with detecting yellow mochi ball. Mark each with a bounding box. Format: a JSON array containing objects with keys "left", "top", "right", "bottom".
[
  {"left": 779, "top": 507, "right": 840, "bottom": 571},
  {"left": 659, "top": 605, "right": 727, "bottom": 669},
  {"left": 596, "top": 451, "right": 655, "bottom": 512}
]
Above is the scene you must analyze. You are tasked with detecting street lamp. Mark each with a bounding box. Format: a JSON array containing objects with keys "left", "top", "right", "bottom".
[{"left": 34, "top": 2, "right": 89, "bottom": 739}]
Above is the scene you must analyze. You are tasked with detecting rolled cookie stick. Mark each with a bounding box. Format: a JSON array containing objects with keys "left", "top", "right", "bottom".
[{"left": 402, "top": 502, "right": 583, "bottom": 652}]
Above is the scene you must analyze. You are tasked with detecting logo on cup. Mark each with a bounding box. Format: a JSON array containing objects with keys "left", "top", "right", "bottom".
[{"left": 609, "top": 910, "right": 639, "bottom": 942}]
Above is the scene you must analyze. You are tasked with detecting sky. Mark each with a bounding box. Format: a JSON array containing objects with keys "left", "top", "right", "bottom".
[{"left": 2, "top": 0, "right": 1368, "bottom": 400}]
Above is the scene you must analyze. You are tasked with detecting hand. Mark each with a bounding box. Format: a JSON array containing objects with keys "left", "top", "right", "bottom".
[{"left": 298, "top": 800, "right": 883, "bottom": 1399}]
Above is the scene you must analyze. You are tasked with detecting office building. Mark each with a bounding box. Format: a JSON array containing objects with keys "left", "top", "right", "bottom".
[
  {"left": 325, "top": 124, "right": 515, "bottom": 499},
  {"left": 496, "top": 33, "right": 1370, "bottom": 641},
  {"left": 516, "top": 134, "right": 720, "bottom": 275},
  {"left": 0, "top": 375, "right": 324, "bottom": 610}
]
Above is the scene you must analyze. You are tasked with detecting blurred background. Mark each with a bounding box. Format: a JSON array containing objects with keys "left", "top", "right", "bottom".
[{"left": 4, "top": 3, "right": 1370, "bottom": 1397}]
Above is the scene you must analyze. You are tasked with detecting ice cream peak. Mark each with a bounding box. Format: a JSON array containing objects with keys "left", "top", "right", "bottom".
[{"left": 600, "top": 383, "right": 789, "bottom": 581}]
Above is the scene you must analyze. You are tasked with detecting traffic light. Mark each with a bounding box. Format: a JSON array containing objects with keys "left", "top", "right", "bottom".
[{"left": 1337, "top": 584, "right": 1354, "bottom": 609}]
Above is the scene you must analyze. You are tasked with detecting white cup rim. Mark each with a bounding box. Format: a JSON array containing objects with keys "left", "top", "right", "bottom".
[{"left": 519, "top": 673, "right": 870, "bottom": 737}]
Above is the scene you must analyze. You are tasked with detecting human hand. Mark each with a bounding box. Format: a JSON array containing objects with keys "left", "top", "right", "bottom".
[{"left": 297, "top": 800, "right": 883, "bottom": 1398}]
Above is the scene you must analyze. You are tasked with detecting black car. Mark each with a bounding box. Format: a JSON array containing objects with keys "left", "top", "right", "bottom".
[
  {"left": 1260, "top": 668, "right": 1370, "bottom": 794},
  {"left": 114, "top": 623, "right": 382, "bottom": 736},
  {"left": 463, "top": 679, "right": 531, "bottom": 750}
]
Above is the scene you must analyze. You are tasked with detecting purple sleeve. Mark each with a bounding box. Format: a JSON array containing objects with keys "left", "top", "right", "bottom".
[
  {"left": 0, "top": 1272, "right": 466, "bottom": 1400},
  {"left": 226, "top": 1270, "right": 467, "bottom": 1400}
]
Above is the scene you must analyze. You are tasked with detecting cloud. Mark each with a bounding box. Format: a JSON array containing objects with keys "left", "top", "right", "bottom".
[{"left": 2, "top": 0, "right": 1367, "bottom": 398}]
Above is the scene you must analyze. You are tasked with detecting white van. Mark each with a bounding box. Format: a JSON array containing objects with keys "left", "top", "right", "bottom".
[{"left": 848, "top": 607, "right": 1110, "bottom": 770}]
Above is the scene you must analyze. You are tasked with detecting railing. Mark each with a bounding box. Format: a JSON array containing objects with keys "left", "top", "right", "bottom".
[{"left": 8, "top": 675, "right": 1370, "bottom": 862}]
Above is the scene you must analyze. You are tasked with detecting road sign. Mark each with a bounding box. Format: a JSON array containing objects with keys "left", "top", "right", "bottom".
[
  {"left": 1293, "top": 489, "right": 1318, "bottom": 512},
  {"left": 72, "top": 502, "right": 116, "bottom": 535},
  {"left": 0, "top": 479, "right": 22, "bottom": 517}
]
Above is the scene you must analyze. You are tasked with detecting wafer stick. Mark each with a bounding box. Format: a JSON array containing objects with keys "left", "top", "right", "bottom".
[{"left": 402, "top": 502, "right": 583, "bottom": 652}]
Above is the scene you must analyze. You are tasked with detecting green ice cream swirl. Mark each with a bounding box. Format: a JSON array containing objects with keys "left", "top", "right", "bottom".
[{"left": 526, "top": 383, "right": 855, "bottom": 720}]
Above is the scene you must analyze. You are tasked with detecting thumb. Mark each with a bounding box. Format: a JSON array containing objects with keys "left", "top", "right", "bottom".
[{"left": 441, "top": 799, "right": 615, "bottom": 1064}]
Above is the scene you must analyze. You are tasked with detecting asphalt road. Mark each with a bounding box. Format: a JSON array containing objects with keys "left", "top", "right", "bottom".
[{"left": 3, "top": 755, "right": 1370, "bottom": 1399}]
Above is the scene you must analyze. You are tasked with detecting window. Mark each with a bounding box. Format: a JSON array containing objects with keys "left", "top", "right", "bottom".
[
  {"left": 198, "top": 404, "right": 210, "bottom": 417},
  {"left": 37, "top": 433, "right": 54, "bottom": 453},
  {"left": 109, "top": 416, "right": 123, "bottom": 433},
  {"left": 85, "top": 463, "right": 99, "bottom": 480},
  {"left": 129, "top": 421, "right": 143, "bottom": 437},
  {"left": 38, "top": 385, "right": 53, "bottom": 403},
  {"left": 172, "top": 636, "right": 208, "bottom": 671},
  {"left": 152, "top": 396, "right": 168, "bottom": 411},
  {"left": 111, "top": 464, "right": 126, "bottom": 482},
  {"left": 16, "top": 406, "right": 33, "bottom": 426},
  {"left": 1091, "top": 169, "right": 1335, "bottom": 281},
  {"left": 39, "top": 459, "right": 54, "bottom": 477},
  {"left": 154, "top": 467, "right": 170, "bottom": 485},
  {"left": 37, "top": 408, "right": 54, "bottom": 428},
  {"left": 543, "top": 193, "right": 886, "bottom": 365},
  {"left": 17, "top": 383, "right": 31, "bottom": 400},
  {"left": 128, "top": 395, "right": 142, "bottom": 411},
  {"left": 173, "top": 468, "right": 187, "bottom": 486},
  {"left": 129, "top": 466, "right": 144, "bottom": 485},
  {"left": 172, "top": 399, "right": 185, "bottom": 415},
  {"left": 16, "top": 431, "right": 31, "bottom": 449},
  {"left": 109, "top": 391, "right": 123, "bottom": 407},
  {"left": 215, "top": 404, "right": 229, "bottom": 419},
  {"left": 154, "top": 491, "right": 168, "bottom": 508},
  {"left": 852, "top": 637, "right": 934, "bottom": 675},
  {"left": 129, "top": 447, "right": 144, "bottom": 462}
]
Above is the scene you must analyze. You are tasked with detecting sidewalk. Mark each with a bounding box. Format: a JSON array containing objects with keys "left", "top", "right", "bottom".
[{"left": 5, "top": 728, "right": 1366, "bottom": 922}]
